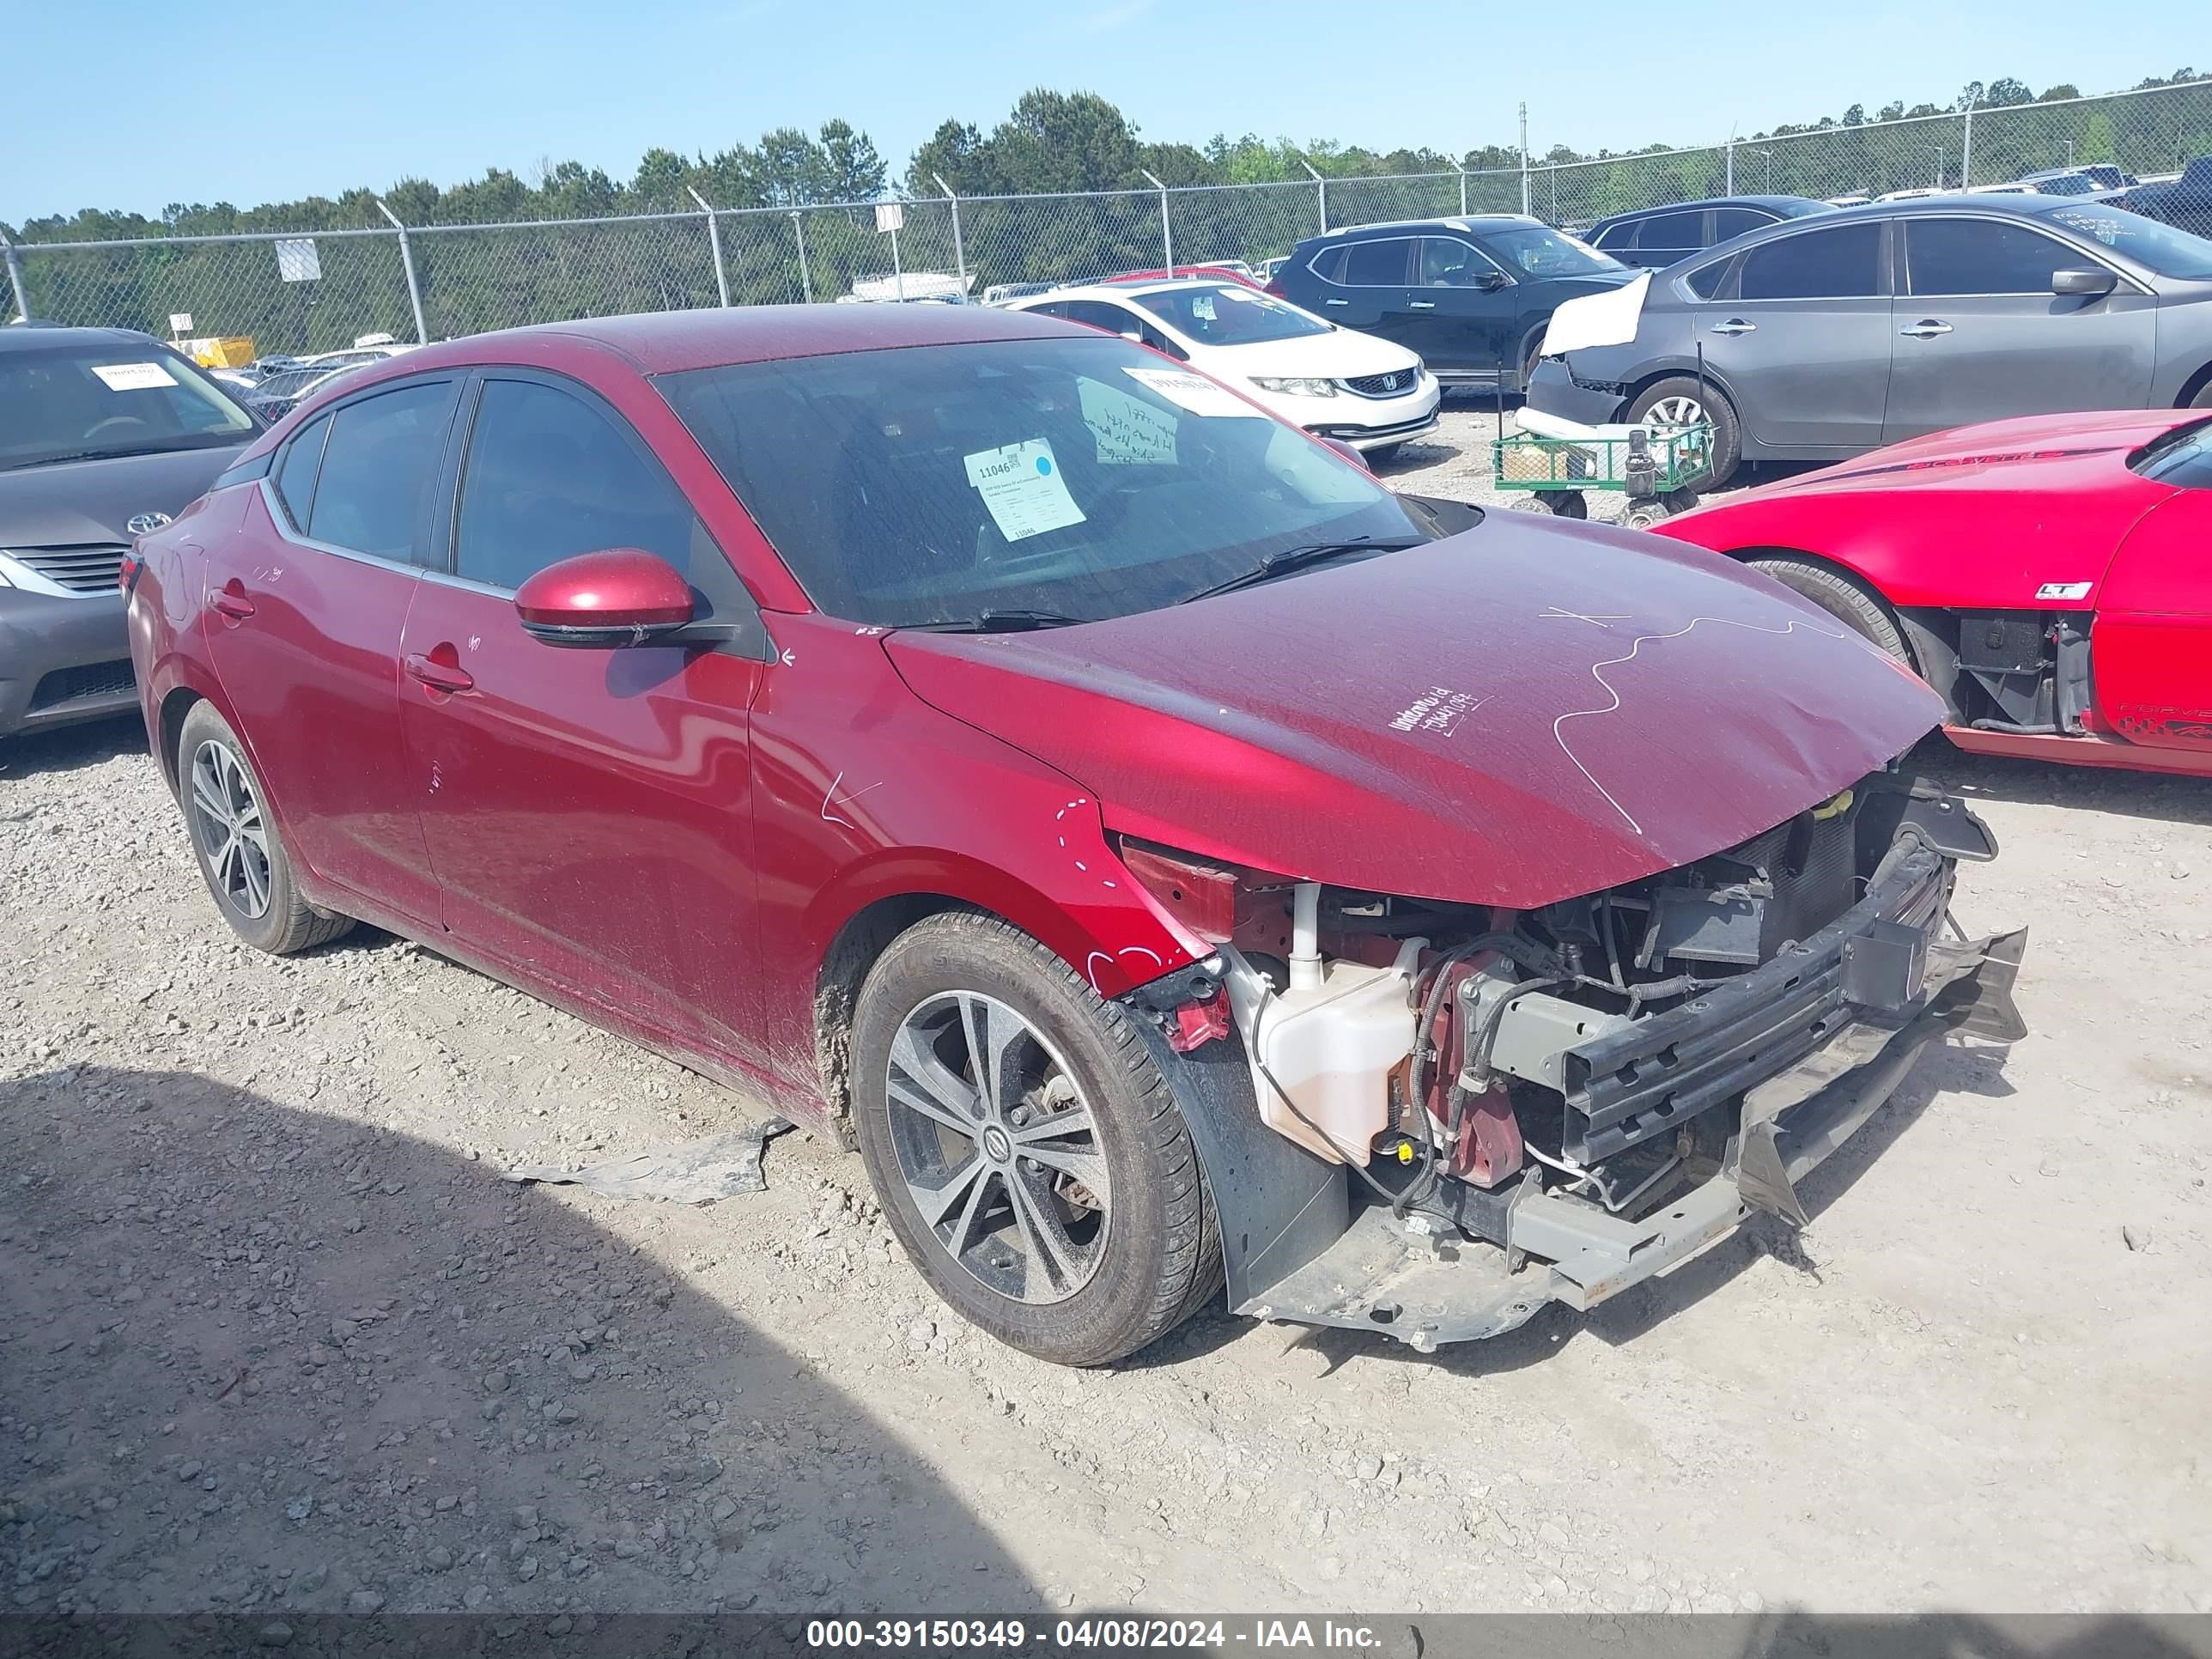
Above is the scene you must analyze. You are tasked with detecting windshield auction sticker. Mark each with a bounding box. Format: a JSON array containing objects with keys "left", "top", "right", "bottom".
[
  {"left": 963, "top": 438, "right": 1087, "bottom": 542},
  {"left": 1124, "top": 366, "right": 1266, "bottom": 418},
  {"left": 90, "top": 362, "right": 179, "bottom": 392},
  {"left": 1079, "top": 380, "right": 1178, "bottom": 465}
]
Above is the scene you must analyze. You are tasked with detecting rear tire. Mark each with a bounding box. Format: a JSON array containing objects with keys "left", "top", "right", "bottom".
[
  {"left": 1627, "top": 375, "right": 1741, "bottom": 489},
  {"left": 849, "top": 911, "right": 1222, "bottom": 1367},
  {"left": 1744, "top": 556, "right": 1910, "bottom": 662},
  {"left": 2190, "top": 379, "right": 2212, "bottom": 409},
  {"left": 176, "top": 702, "right": 355, "bottom": 956}
]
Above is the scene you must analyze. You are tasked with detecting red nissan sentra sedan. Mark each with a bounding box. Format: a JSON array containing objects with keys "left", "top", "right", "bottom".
[{"left": 126, "top": 306, "right": 2026, "bottom": 1364}]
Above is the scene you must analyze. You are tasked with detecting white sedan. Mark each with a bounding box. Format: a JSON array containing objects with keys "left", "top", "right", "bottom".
[{"left": 1008, "top": 280, "right": 1440, "bottom": 459}]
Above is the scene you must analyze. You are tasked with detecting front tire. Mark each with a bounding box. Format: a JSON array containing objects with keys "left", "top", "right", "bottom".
[
  {"left": 1744, "top": 556, "right": 1910, "bottom": 662},
  {"left": 1627, "top": 375, "right": 1741, "bottom": 488},
  {"left": 849, "top": 911, "right": 1221, "bottom": 1366},
  {"left": 177, "top": 702, "right": 354, "bottom": 956}
]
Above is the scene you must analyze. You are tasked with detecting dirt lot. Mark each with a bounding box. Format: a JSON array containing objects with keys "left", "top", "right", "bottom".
[{"left": 5, "top": 405, "right": 2211, "bottom": 1620}]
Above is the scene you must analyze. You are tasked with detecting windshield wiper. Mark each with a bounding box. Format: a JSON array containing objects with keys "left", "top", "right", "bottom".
[
  {"left": 920, "top": 608, "right": 1095, "bottom": 634},
  {"left": 4, "top": 444, "right": 181, "bottom": 471},
  {"left": 1177, "top": 537, "right": 1424, "bottom": 604}
]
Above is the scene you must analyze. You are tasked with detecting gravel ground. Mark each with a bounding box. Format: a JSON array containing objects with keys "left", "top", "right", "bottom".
[{"left": 4, "top": 419, "right": 2210, "bottom": 1620}]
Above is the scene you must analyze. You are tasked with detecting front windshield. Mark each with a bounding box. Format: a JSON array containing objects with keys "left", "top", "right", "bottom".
[
  {"left": 2044, "top": 204, "right": 2212, "bottom": 280},
  {"left": 1129, "top": 284, "right": 1331, "bottom": 346},
  {"left": 2130, "top": 416, "right": 2212, "bottom": 489},
  {"left": 1481, "top": 225, "right": 1626, "bottom": 278},
  {"left": 0, "top": 340, "right": 257, "bottom": 471},
  {"left": 658, "top": 335, "right": 1437, "bottom": 628}
]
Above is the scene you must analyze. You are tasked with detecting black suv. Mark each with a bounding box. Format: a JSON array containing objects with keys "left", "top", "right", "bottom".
[
  {"left": 0, "top": 326, "right": 260, "bottom": 738},
  {"left": 1587, "top": 195, "right": 1832, "bottom": 269},
  {"left": 1267, "top": 216, "right": 1638, "bottom": 391}
]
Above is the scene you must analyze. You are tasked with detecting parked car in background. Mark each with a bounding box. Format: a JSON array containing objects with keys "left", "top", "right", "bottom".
[
  {"left": 1826, "top": 193, "right": 1874, "bottom": 208},
  {"left": 1878, "top": 187, "right": 1947, "bottom": 203},
  {"left": 0, "top": 326, "right": 259, "bottom": 738},
  {"left": 2124, "top": 158, "right": 2212, "bottom": 239},
  {"left": 242, "top": 362, "right": 366, "bottom": 422},
  {"left": 1100, "top": 263, "right": 1265, "bottom": 289},
  {"left": 2076, "top": 164, "right": 2136, "bottom": 192},
  {"left": 842, "top": 272, "right": 973, "bottom": 305},
  {"left": 1656, "top": 409, "right": 2212, "bottom": 778},
  {"left": 1270, "top": 216, "right": 1638, "bottom": 392},
  {"left": 981, "top": 283, "right": 1060, "bottom": 307},
  {"left": 125, "top": 302, "right": 2022, "bottom": 1365},
  {"left": 1009, "top": 279, "right": 1437, "bottom": 457},
  {"left": 1255, "top": 256, "right": 1290, "bottom": 283},
  {"left": 2015, "top": 168, "right": 2126, "bottom": 202},
  {"left": 1521, "top": 197, "right": 2212, "bottom": 485},
  {"left": 1587, "top": 196, "right": 1830, "bottom": 268}
]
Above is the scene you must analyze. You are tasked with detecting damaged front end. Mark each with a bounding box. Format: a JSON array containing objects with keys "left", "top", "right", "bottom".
[{"left": 1120, "top": 769, "right": 2027, "bottom": 1353}]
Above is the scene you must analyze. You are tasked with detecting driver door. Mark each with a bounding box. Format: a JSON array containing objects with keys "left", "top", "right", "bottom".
[
  {"left": 398, "top": 369, "right": 771, "bottom": 1066},
  {"left": 2092, "top": 488, "right": 2212, "bottom": 757},
  {"left": 1406, "top": 235, "right": 1514, "bottom": 379}
]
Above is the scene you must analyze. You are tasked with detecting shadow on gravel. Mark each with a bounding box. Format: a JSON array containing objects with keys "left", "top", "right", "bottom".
[
  {"left": 1290, "top": 1035, "right": 2014, "bottom": 1378},
  {"left": 0, "top": 1066, "right": 1029, "bottom": 1618},
  {"left": 1923, "top": 738, "right": 2212, "bottom": 830},
  {"left": 0, "top": 717, "right": 147, "bottom": 784}
]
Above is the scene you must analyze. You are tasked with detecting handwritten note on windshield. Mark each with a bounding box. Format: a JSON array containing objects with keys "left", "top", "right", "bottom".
[
  {"left": 1079, "top": 379, "right": 1178, "bottom": 465},
  {"left": 963, "top": 438, "right": 1087, "bottom": 542}
]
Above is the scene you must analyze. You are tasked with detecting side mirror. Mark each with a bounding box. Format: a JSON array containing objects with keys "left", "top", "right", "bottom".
[
  {"left": 1118, "top": 329, "right": 1146, "bottom": 344},
  {"left": 2052, "top": 266, "right": 2117, "bottom": 297},
  {"left": 1477, "top": 270, "right": 1511, "bottom": 291},
  {"left": 514, "top": 549, "right": 693, "bottom": 648}
]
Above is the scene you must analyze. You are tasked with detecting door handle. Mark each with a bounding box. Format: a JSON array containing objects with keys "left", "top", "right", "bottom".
[
  {"left": 1407, "top": 300, "right": 1438, "bottom": 310},
  {"left": 1709, "top": 319, "right": 1757, "bottom": 336},
  {"left": 1899, "top": 319, "right": 1954, "bottom": 338},
  {"left": 402, "top": 652, "right": 476, "bottom": 695},
  {"left": 211, "top": 591, "right": 256, "bottom": 621},
  {"left": 1322, "top": 298, "right": 1348, "bottom": 307}
]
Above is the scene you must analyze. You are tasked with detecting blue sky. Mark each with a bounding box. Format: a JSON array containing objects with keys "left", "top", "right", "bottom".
[{"left": 8, "top": 0, "right": 2198, "bottom": 222}]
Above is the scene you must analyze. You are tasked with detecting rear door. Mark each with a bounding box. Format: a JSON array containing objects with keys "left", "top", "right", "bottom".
[
  {"left": 1305, "top": 237, "right": 1418, "bottom": 352},
  {"left": 1407, "top": 235, "right": 1516, "bottom": 376},
  {"left": 201, "top": 376, "right": 459, "bottom": 926},
  {"left": 2091, "top": 449, "right": 2212, "bottom": 757},
  {"left": 1882, "top": 215, "right": 2158, "bottom": 442},
  {"left": 397, "top": 369, "right": 770, "bottom": 1065},
  {"left": 1626, "top": 208, "right": 1710, "bottom": 270},
  {"left": 1695, "top": 219, "right": 1894, "bottom": 453}
]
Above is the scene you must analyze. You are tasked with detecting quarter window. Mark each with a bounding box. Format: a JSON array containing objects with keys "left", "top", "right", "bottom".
[
  {"left": 1593, "top": 222, "right": 1638, "bottom": 250},
  {"left": 273, "top": 413, "right": 329, "bottom": 531},
  {"left": 1711, "top": 208, "right": 1770, "bottom": 240},
  {"left": 1906, "top": 218, "right": 2083, "bottom": 295},
  {"left": 302, "top": 382, "right": 456, "bottom": 562},
  {"left": 454, "top": 379, "right": 700, "bottom": 592},
  {"left": 1060, "top": 301, "right": 1143, "bottom": 336},
  {"left": 1340, "top": 238, "right": 1413, "bottom": 287},
  {"left": 1738, "top": 223, "right": 1883, "bottom": 300}
]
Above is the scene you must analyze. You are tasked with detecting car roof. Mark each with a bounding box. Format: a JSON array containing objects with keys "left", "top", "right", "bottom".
[
  {"left": 1034, "top": 279, "right": 1234, "bottom": 302},
  {"left": 1593, "top": 195, "right": 1827, "bottom": 227},
  {"left": 392, "top": 302, "right": 1078, "bottom": 377},
  {"left": 0, "top": 324, "right": 161, "bottom": 355},
  {"left": 1304, "top": 215, "right": 1542, "bottom": 243}
]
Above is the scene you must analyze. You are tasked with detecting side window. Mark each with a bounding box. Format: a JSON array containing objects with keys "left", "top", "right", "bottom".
[
  {"left": 1308, "top": 246, "right": 1348, "bottom": 283},
  {"left": 1738, "top": 223, "right": 1884, "bottom": 300},
  {"left": 1062, "top": 301, "right": 1141, "bottom": 336},
  {"left": 1711, "top": 208, "right": 1769, "bottom": 240},
  {"left": 1593, "top": 222, "right": 1638, "bottom": 250},
  {"left": 1417, "top": 238, "right": 1491, "bottom": 287},
  {"left": 273, "top": 413, "right": 330, "bottom": 531},
  {"left": 1341, "top": 237, "right": 1412, "bottom": 287},
  {"left": 1907, "top": 218, "right": 2081, "bottom": 295},
  {"left": 1638, "top": 210, "right": 1707, "bottom": 252},
  {"left": 454, "top": 379, "right": 699, "bottom": 592},
  {"left": 302, "top": 382, "right": 456, "bottom": 562}
]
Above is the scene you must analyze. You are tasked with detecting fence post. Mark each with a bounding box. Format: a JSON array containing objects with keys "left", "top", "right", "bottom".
[
  {"left": 1725, "top": 137, "right": 1735, "bottom": 195},
  {"left": 791, "top": 212, "right": 811, "bottom": 304},
  {"left": 0, "top": 230, "right": 29, "bottom": 325},
  {"left": 1519, "top": 103, "right": 1531, "bottom": 216},
  {"left": 1961, "top": 105, "right": 1976, "bottom": 187},
  {"left": 1299, "top": 160, "right": 1327, "bottom": 233},
  {"left": 932, "top": 173, "right": 965, "bottom": 290},
  {"left": 686, "top": 186, "right": 731, "bottom": 307},
  {"left": 374, "top": 200, "right": 430, "bottom": 345},
  {"left": 1140, "top": 169, "right": 1171, "bottom": 271},
  {"left": 1454, "top": 162, "right": 1468, "bottom": 217}
]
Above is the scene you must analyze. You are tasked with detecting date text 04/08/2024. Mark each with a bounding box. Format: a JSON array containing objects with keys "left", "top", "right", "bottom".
[{"left": 802, "top": 1620, "right": 1397, "bottom": 1650}]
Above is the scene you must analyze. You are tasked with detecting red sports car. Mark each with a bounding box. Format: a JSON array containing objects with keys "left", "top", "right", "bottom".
[
  {"left": 1656, "top": 410, "right": 2212, "bottom": 777},
  {"left": 125, "top": 306, "right": 2022, "bottom": 1365}
]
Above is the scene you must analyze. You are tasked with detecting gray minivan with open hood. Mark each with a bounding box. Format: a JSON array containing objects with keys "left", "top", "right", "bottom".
[{"left": 0, "top": 326, "right": 260, "bottom": 738}]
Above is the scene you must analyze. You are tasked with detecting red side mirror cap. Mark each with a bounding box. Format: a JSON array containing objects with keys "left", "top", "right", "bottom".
[{"left": 514, "top": 549, "right": 694, "bottom": 648}]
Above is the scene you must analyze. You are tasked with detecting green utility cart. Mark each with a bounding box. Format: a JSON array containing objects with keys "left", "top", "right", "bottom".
[{"left": 1490, "top": 421, "right": 1714, "bottom": 528}]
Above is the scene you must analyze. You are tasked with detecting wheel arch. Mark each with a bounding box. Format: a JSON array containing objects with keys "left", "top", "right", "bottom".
[
  {"left": 2176, "top": 358, "right": 2212, "bottom": 410},
  {"left": 1724, "top": 544, "right": 1965, "bottom": 714},
  {"left": 156, "top": 685, "right": 204, "bottom": 797},
  {"left": 1623, "top": 361, "right": 1745, "bottom": 419}
]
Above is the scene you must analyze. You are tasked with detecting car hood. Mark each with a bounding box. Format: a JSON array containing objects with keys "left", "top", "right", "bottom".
[
  {"left": 0, "top": 444, "right": 246, "bottom": 545},
  {"left": 1721, "top": 409, "right": 2196, "bottom": 500},
  {"left": 886, "top": 518, "right": 1942, "bottom": 909},
  {"left": 1195, "top": 328, "right": 1423, "bottom": 379}
]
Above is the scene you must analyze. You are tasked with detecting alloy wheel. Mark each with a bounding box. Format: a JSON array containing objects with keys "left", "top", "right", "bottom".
[
  {"left": 884, "top": 990, "right": 1110, "bottom": 1306},
  {"left": 187, "top": 738, "right": 273, "bottom": 921},
  {"left": 1643, "top": 394, "right": 1705, "bottom": 427}
]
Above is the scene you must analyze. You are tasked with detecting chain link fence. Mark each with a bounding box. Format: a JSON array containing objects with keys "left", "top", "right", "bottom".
[{"left": 9, "top": 78, "right": 2209, "bottom": 356}]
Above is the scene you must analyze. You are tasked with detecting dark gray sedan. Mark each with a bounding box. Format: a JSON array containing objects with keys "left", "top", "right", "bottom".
[{"left": 1522, "top": 197, "right": 2212, "bottom": 485}]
